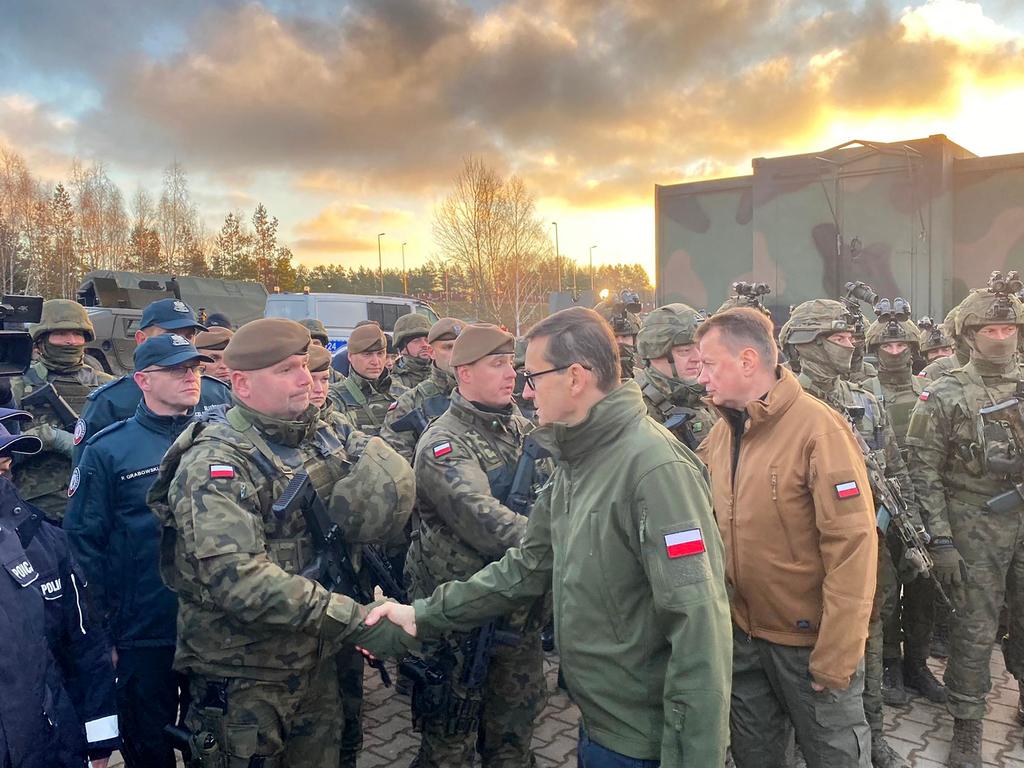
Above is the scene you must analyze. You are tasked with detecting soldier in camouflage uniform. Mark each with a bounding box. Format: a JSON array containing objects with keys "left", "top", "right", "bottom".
[
  {"left": 8, "top": 299, "right": 114, "bottom": 520},
  {"left": 594, "top": 299, "right": 641, "bottom": 380},
  {"left": 634, "top": 303, "right": 717, "bottom": 449},
  {"left": 511, "top": 337, "right": 537, "bottom": 424},
  {"left": 148, "top": 318, "right": 417, "bottom": 767},
  {"left": 405, "top": 323, "right": 547, "bottom": 767},
  {"left": 919, "top": 304, "right": 970, "bottom": 383},
  {"left": 906, "top": 284, "right": 1024, "bottom": 768},
  {"left": 861, "top": 312, "right": 947, "bottom": 707},
  {"left": 917, "top": 317, "right": 955, "bottom": 367},
  {"left": 391, "top": 313, "right": 434, "bottom": 392},
  {"left": 781, "top": 299, "right": 921, "bottom": 768},
  {"left": 329, "top": 323, "right": 399, "bottom": 435},
  {"left": 194, "top": 326, "right": 234, "bottom": 385},
  {"left": 380, "top": 318, "right": 463, "bottom": 464},
  {"left": 299, "top": 318, "right": 342, "bottom": 385}
]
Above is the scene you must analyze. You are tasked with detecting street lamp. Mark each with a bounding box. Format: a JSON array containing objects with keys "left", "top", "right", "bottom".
[
  {"left": 377, "top": 232, "right": 386, "bottom": 295},
  {"left": 551, "top": 222, "right": 561, "bottom": 293},
  {"left": 401, "top": 242, "right": 408, "bottom": 295},
  {"left": 589, "top": 245, "right": 597, "bottom": 293}
]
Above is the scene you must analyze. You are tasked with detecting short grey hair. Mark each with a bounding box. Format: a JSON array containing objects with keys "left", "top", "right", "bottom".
[
  {"left": 525, "top": 307, "right": 619, "bottom": 392},
  {"left": 694, "top": 307, "right": 778, "bottom": 368}
]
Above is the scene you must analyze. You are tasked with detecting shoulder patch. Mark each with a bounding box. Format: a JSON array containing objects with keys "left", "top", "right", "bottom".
[
  {"left": 388, "top": 401, "right": 399, "bottom": 411},
  {"left": 664, "top": 528, "right": 705, "bottom": 558},
  {"left": 835, "top": 480, "right": 860, "bottom": 499},
  {"left": 920, "top": 391, "right": 930, "bottom": 401},
  {"left": 432, "top": 441, "right": 453, "bottom": 458},
  {"left": 210, "top": 464, "right": 235, "bottom": 479},
  {"left": 87, "top": 375, "right": 130, "bottom": 400},
  {"left": 68, "top": 467, "right": 81, "bottom": 497},
  {"left": 73, "top": 418, "right": 86, "bottom": 445}
]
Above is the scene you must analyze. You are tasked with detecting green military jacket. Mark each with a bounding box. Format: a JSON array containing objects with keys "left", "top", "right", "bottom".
[
  {"left": 634, "top": 365, "right": 718, "bottom": 449},
  {"left": 390, "top": 354, "right": 432, "bottom": 393},
  {"left": 862, "top": 369, "right": 924, "bottom": 449},
  {"left": 328, "top": 370, "right": 397, "bottom": 435},
  {"left": 11, "top": 359, "right": 113, "bottom": 519},
  {"left": 906, "top": 361, "right": 1024, "bottom": 540},
  {"left": 412, "top": 382, "right": 731, "bottom": 764},
  {"left": 918, "top": 353, "right": 963, "bottom": 383},
  {"left": 379, "top": 364, "right": 457, "bottom": 463},
  {"left": 147, "top": 399, "right": 415, "bottom": 681},
  {"left": 406, "top": 391, "right": 535, "bottom": 601}
]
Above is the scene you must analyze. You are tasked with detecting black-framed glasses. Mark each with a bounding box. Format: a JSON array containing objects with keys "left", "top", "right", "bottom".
[{"left": 522, "top": 363, "right": 591, "bottom": 390}]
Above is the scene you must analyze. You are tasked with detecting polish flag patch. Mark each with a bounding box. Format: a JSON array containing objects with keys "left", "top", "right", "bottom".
[
  {"left": 835, "top": 481, "right": 860, "bottom": 499},
  {"left": 919, "top": 391, "right": 930, "bottom": 401},
  {"left": 432, "top": 442, "right": 453, "bottom": 458},
  {"left": 210, "top": 464, "right": 235, "bottom": 479},
  {"left": 388, "top": 401, "right": 399, "bottom": 411},
  {"left": 664, "top": 528, "right": 705, "bottom": 559}
]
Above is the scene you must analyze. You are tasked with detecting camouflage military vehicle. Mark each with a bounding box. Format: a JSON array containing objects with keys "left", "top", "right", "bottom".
[
  {"left": 78, "top": 270, "right": 268, "bottom": 376},
  {"left": 656, "top": 134, "right": 1024, "bottom": 324}
]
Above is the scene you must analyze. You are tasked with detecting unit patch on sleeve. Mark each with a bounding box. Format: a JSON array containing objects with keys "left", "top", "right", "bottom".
[
  {"left": 73, "top": 418, "right": 86, "bottom": 445},
  {"left": 432, "top": 441, "right": 453, "bottom": 458},
  {"left": 835, "top": 480, "right": 861, "bottom": 499},
  {"left": 67, "top": 467, "right": 81, "bottom": 497},
  {"left": 664, "top": 528, "right": 706, "bottom": 559}
]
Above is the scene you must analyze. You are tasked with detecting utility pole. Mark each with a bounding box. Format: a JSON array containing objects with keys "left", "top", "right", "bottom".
[
  {"left": 551, "top": 221, "right": 561, "bottom": 293},
  {"left": 401, "top": 242, "right": 408, "bottom": 295},
  {"left": 376, "top": 232, "right": 386, "bottom": 294},
  {"left": 589, "top": 245, "right": 597, "bottom": 292}
]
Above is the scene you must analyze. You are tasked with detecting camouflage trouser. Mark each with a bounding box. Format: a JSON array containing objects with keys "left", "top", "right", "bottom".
[
  {"left": 411, "top": 628, "right": 546, "bottom": 768},
  {"left": 881, "top": 534, "right": 936, "bottom": 664},
  {"left": 864, "top": 537, "right": 897, "bottom": 738},
  {"left": 946, "top": 497, "right": 1024, "bottom": 720},
  {"left": 730, "top": 625, "right": 870, "bottom": 768},
  {"left": 336, "top": 647, "right": 364, "bottom": 768},
  {"left": 185, "top": 663, "right": 342, "bottom": 768}
]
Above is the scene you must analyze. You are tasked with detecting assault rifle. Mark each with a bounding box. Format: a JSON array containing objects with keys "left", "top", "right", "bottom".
[
  {"left": 21, "top": 382, "right": 78, "bottom": 431},
  {"left": 272, "top": 471, "right": 392, "bottom": 686},
  {"left": 979, "top": 396, "right": 1024, "bottom": 515},
  {"left": 504, "top": 435, "right": 550, "bottom": 516},
  {"left": 845, "top": 407, "right": 955, "bottom": 614},
  {"left": 664, "top": 407, "right": 700, "bottom": 451}
]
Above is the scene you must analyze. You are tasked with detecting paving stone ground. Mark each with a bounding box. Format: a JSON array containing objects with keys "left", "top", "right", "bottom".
[{"left": 108, "top": 646, "right": 1024, "bottom": 767}]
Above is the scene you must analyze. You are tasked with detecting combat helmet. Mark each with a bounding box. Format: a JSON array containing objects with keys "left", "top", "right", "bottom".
[
  {"left": 954, "top": 273, "right": 1024, "bottom": 336},
  {"left": 716, "top": 281, "right": 772, "bottom": 318},
  {"left": 393, "top": 313, "right": 432, "bottom": 350},
  {"left": 636, "top": 303, "right": 703, "bottom": 361},
  {"left": 594, "top": 291, "right": 642, "bottom": 337},
  {"left": 778, "top": 299, "right": 857, "bottom": 348},
  {"left": 30, "top": 299, "right": 96, "bottom": 343},
  {"left": 298, "top": 318, "right": 329, "bottom": 346},
  {"left": 916, "top": 316, "right": 954, "bottom": 355},
  {"left": 865, "top": 297, "right": 919, "bottom": 351}
]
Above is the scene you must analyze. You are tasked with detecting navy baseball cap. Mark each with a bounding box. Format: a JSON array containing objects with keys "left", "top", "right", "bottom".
[
  {"left": 134, "top": 334, "right": 213, "bottom": 373},
  {"left": 0, "top": 408, "right": 42, "bottom": 457},
  {"left": 139, "top": 298, "right": 207, "bottom": 332}
]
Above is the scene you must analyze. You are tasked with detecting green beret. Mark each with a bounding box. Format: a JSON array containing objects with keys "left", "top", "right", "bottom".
[
  {"left": 224, "top": 318, "right": 311, "bottom": 371},
  {"left": 450, "top": 323, "right": 515, "bottom": 367},
  {"left": 194, "top": 326, "right": 233, "bottom": 351},
  {"left": 347, "top": 323, "right": 386, "bottom": 354},
  {"left": 308, "top": 344, "right": 333, "bottom": 373},
  {"left": 427, "top": 317, "right": 464, "bottom": 344}
]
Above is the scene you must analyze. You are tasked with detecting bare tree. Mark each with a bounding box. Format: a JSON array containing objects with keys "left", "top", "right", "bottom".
[
  {"left": 158, "top": 161, "right": 197, "bottom": 274},
  {"left": 433, "top": 157, "right": 552, "bottom": 330},
  {"left": 0, "top": 147, "right": 40, "bottom": 293},
  {"left": 70, "top": 160, "right": 129, "bottom": 271}
]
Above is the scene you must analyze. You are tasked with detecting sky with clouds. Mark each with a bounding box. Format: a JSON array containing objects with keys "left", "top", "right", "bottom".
[{"left": 2, "top": 0, "right": 1024, "bottom": 280}]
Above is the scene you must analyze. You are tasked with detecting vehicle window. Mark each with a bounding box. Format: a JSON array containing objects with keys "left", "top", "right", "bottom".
[
  {"left": 367, "top": 302, "right": 409, "bottom": 331},
  {"left": 123, "top": 318, "right": 140, "bottom": 337},
  {"left": 317, "top": 301, "right": 366, "bottom": 328},
  {"left": 264, "top": 298, "right": 310, "bottom": 321}
]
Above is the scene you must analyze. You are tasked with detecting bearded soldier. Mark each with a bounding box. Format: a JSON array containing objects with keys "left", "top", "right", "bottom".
[
  {"left": 9, "top": 299, "right": 114, "bottom": 519},
  {"left": 148, "top": 318, "right": 416, "bottom": 766},
  {"left": 906, "top": 279, "right": 1024, "bottom": 768},
  {"left": 391, "top": 313, "right": 434, "bottom": 393},
  {"left": 634, "top": 303, "right": 718, "bottom": 449}
]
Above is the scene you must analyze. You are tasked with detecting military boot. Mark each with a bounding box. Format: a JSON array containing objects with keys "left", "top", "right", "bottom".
[
  {"left": 949, "top": 718, "right": 982, "bottom": 768},
  {"left": 903, "top": 659, "right": 947, "bottom": 703},
  {"left": 882, "top": 660, "right": 910, "bottom": 706},
  {"left": 871, "top": 734, "right": 907, "bottom": 768}
]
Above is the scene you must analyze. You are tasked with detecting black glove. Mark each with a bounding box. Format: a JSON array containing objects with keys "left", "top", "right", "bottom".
[{"left": 929, "top": 537, "right": 967, "bottom": 587}]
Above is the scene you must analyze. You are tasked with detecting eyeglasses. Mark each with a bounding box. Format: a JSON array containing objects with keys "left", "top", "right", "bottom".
[
  {"left": 522, "top": 363, "right": 591, "bottom": 390},
  {"left": 142, "top": 364, "right": 202, "bottom": 380}
]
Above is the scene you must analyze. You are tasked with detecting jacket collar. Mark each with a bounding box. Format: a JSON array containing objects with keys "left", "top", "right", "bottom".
[
  {"left": 534, "top": 380, "right": 645, "bottom": 463},
  {"left": 429, "top": 364, "right": 457, "bottom": 395},
  {"left": 350, "top": 368, "right": 391, "bottom": 395},
  {"left": 448, "top": 390, "right": 517, "bottom": 435},
  {"left": 229, "top": 396, "right": 319, "bottom": 448},
  {"left": 134, "top": 399, "right": 195, "bottom": 438},
  {"left": 399, "top": 355, "right": 432, "bottom": 375},
  {"left": 712, "top": 366, "right": 800, "bottom": 434}
]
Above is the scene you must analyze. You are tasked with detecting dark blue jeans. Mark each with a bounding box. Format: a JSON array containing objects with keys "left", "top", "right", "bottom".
[{"left": 577, "top": 726, "right": 660, "bottom": 768}]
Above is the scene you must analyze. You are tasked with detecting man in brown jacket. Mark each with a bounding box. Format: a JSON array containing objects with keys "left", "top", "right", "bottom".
[{"left": 695, "top": 308, "right": 877, "bottom": 768}]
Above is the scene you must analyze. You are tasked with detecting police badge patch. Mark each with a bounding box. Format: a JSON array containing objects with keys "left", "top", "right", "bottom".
[
  {"left": 68, "top": 467, "right": 81, "bottom": 497},
  {"left": 73, "top": 418, "right": 86, "bottom": 445},
  {"left": 173, "top": 300, "right": 190, "bottom": 313},
  {"left": 170, "top": 334, "right": 189, "bottom": 346}
]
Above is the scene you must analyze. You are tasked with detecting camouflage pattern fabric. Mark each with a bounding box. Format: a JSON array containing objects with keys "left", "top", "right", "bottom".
[
  {"left": 328, "top": 370, "right": 398, "bottom": 435},
  {"left": 391, "top": 354, "right": 432, "bottom": 393},
  {"left": 405, "top": 390, "right": 548, "bottom": 766},
  {"left": 336, "top": 647, "right": 364, "bottom": 768},
  {"left": 379, "top": 364, "right": 457, "bottom": 464},
  {"left": 634, "top": 365, "right": 717, "bottom": 447},
  {"left": 10, "top": 358, "right": 112, "bottom": 520},
  {"left": 906, "top": 361, "right": 1024, "bottom": 720},
  {"left": 185, "top": 664, "right": 342, "bottom": 768}
]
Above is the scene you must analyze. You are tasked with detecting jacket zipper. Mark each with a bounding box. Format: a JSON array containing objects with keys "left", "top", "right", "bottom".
[{"left": 729, "top": 421, "right": 753, "bottom": 639}]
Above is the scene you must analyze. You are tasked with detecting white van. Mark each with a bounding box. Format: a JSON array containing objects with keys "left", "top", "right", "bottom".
[{"left": 264, "top": 292, "right": 439, "bottom": 352}]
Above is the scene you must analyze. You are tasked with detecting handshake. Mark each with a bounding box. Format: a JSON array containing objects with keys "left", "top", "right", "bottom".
[{"left": 344, "top": 588, "right": 423, "bottom": 662}]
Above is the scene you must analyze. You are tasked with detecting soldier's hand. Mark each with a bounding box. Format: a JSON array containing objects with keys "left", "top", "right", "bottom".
[
  {"left": 929, "top": 538, "right": 967, "bottom": 587},
  {"left": 365, "top": 601, "right": 418, "bottom": 638}
]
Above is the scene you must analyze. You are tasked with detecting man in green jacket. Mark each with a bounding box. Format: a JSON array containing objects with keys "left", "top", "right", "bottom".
[{"left": 366, "top": 306, "right": 732, "bottom": 766}]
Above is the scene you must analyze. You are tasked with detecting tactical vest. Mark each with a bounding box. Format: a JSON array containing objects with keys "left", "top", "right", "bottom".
[
  {"left": 335, "top": 375, "right": 392, "bottom": 433},
  {"left": 154, "top": 408, "right": 353, "bottom": 599},
  {"left": 636, "top": 369, "right": 712, "bottom": 446},
  {"left": 945, "top": 367, "right": 1022, "bottom": 482},
  {"left": 875, "top": 377, "right": 923, "bottom": 447},
  {"left": 20, "top": 361, "right": 105, "bottom": 419}
]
